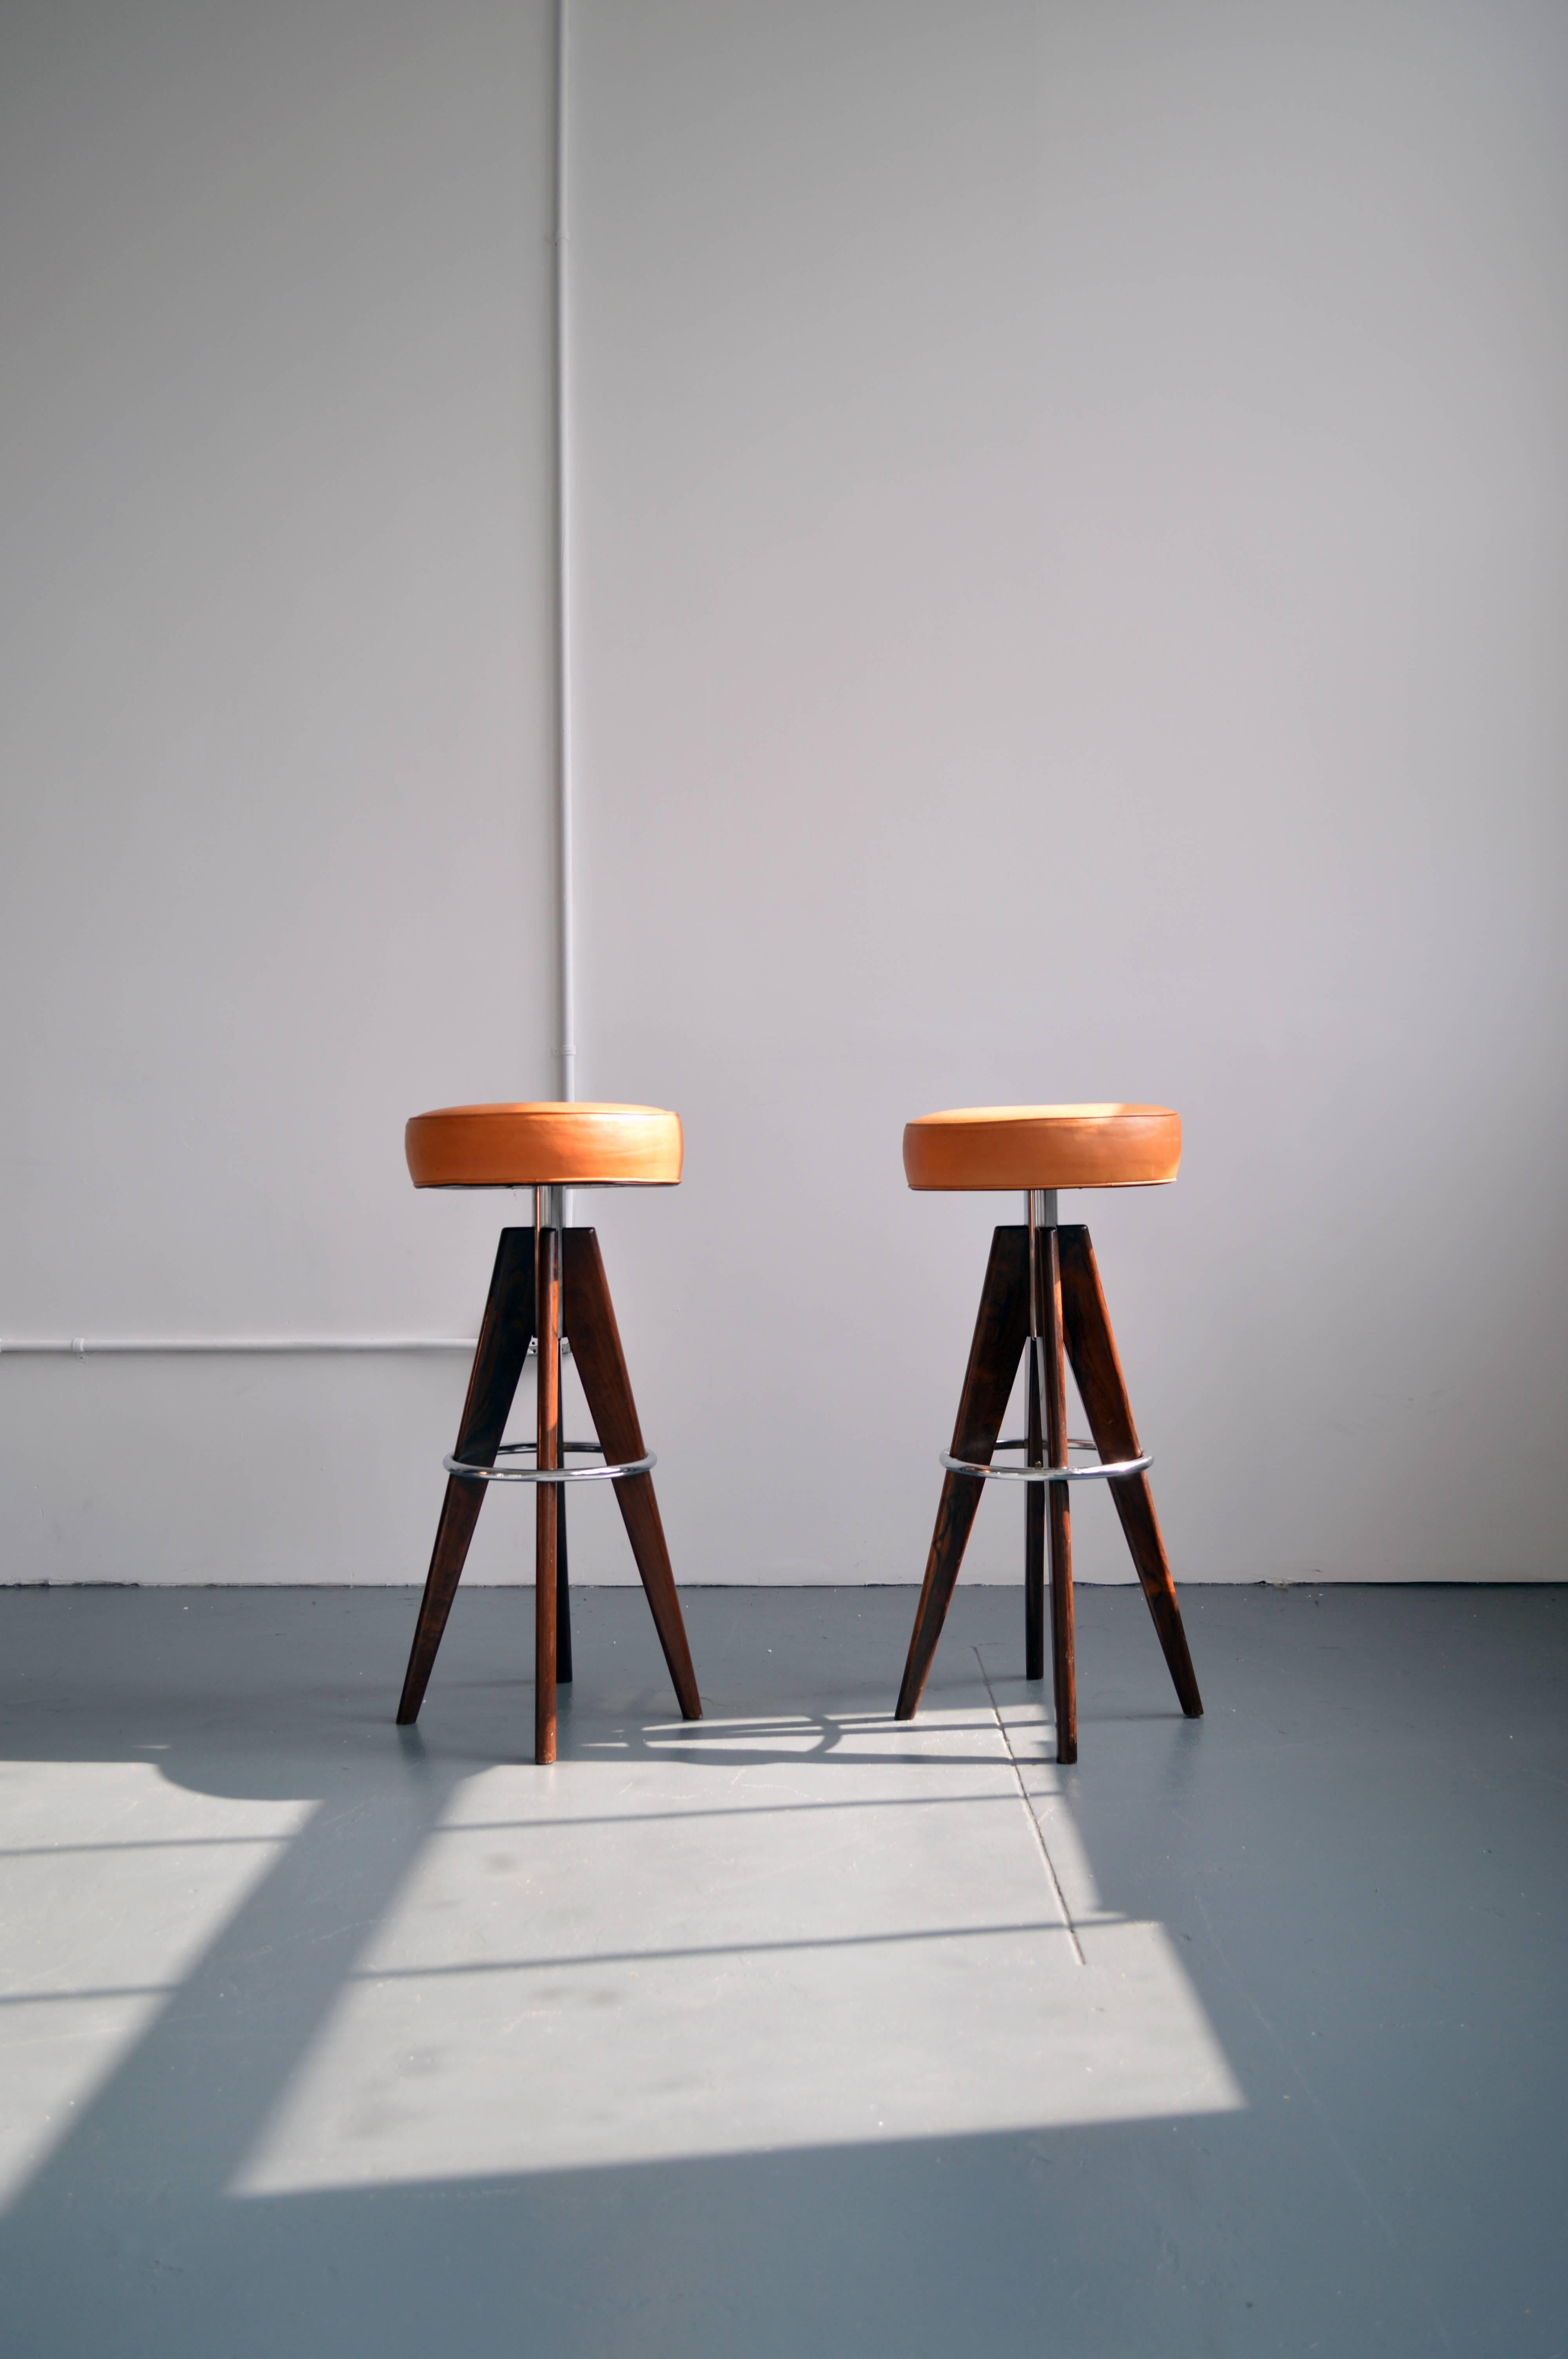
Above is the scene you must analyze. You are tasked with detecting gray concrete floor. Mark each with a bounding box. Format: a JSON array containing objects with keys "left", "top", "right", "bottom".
[{"left": 0, "top": 1581, "right": 1563, "bottom": 2358}]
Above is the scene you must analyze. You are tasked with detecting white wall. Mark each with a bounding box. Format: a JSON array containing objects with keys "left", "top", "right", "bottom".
[
  {"left": 0, "top": 0, "right": 558, "bottom": 1584},
  {"left": 2, "top": 0, "right": 1564, "bottom": 1588}
]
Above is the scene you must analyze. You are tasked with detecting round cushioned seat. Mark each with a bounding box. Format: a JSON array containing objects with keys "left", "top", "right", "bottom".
[
  {"left": 903, "top": 1103, "right": 1180, "bottom": 1192},
  {"left": 406, "top": 1103, "right": 682, "bottom": 1189}
]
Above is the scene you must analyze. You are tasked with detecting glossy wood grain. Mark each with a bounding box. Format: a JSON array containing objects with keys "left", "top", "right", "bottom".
[
  {"left": 406, "top": 1103, "right": 682, "bottom": 1190},
  {"left": 902, "top": 1104, "right": 1180, "bottom": 1192}
]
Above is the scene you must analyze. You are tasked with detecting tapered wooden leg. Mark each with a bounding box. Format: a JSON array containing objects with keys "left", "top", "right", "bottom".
[
  {"left": 556, "top": 1488, "right": 573, "bottom": 1685},
  {"left": 1025, "top": 1337, "right": 1045, "bottom": 1682},
  {"left": 562, "top": 1228, "right": 701, "bottom": 1721},
  {"left": 535, "top": 1221, "right": 561, "bottom": 1765},
  {"left": 397, "top": 1227, "right": 534, "bottom": 1724},
  {"left": 895, "top": 1226, "right": 1030, "bottom": 1720},
  {"left": 1040, "top": 1226, "right": 1076, "bottom": 1763},
  {"left": 1057, "top": 1223, "right": 1203, "bottom": 1718}
]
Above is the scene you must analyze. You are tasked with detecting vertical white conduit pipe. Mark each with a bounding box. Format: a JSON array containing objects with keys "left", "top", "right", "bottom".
[{"left": 552, "top": 0, "right": 576, "bottom": 1112}]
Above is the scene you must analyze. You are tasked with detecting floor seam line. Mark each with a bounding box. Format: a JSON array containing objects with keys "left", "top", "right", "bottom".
[{"left": 974, "top": 1646, "right": 1085, "bottom": 1966}]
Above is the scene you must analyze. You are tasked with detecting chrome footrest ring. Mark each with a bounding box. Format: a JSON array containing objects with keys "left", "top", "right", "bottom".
[
  {"left": 445, "top": 1439, "right": 656, "bottom": 1485},
  {"left": 939, "top": 1434, "right": 1151, "bottom": 1484}
]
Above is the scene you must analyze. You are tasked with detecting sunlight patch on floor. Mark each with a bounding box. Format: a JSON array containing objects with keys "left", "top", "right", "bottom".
[
  {"left": 232, "top": 1695, "right": 1241, "bottom": 2194},
  {"left": 0, "top": 1763, "right": 312, "bottom": 2206}
]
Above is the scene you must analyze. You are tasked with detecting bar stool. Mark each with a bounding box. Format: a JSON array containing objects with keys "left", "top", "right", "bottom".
[
  {"left": 895, "top": 1103, "right": 1203, "bottom": 1761},
  {"left": 394, "top": 1102, "right": 701, "bottom": 1763}
]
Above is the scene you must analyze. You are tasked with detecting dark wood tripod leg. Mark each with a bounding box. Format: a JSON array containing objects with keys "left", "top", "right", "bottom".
[
  {"left": 562, "top": 1229, "right": 701, "bottom": 1721},
  {"left": 556, "top": 1489, "right": 573, "bottom": 1685},
  {"left": 895, "top": 1226, "right": 1030, "bottom": 1720},
  {"left": 1057, "top": 1224, "right": 1203, "bottom": 1718},
  {"left": 397, "top": 1227, "right": 534, "bottom": 1724},
  {"left": 535, "top": 1223, "right": 560, "bottom": 1765},
  {"left": 1040, "top": 1226, "right": 1077, "bottom": 1764}
]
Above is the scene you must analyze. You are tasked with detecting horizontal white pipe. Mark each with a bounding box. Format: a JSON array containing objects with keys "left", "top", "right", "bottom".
[{"left": 0, "top": 1337, "right": 477, "bottom": 1357}]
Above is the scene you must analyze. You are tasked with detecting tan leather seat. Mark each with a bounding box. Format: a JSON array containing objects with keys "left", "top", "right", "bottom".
[
  {"left": 902, "top": 1103, "right": 1180, "bottom": 1192},
  {"left": 405, "top": 1102, "right": 682, "bottom": 1189}
]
